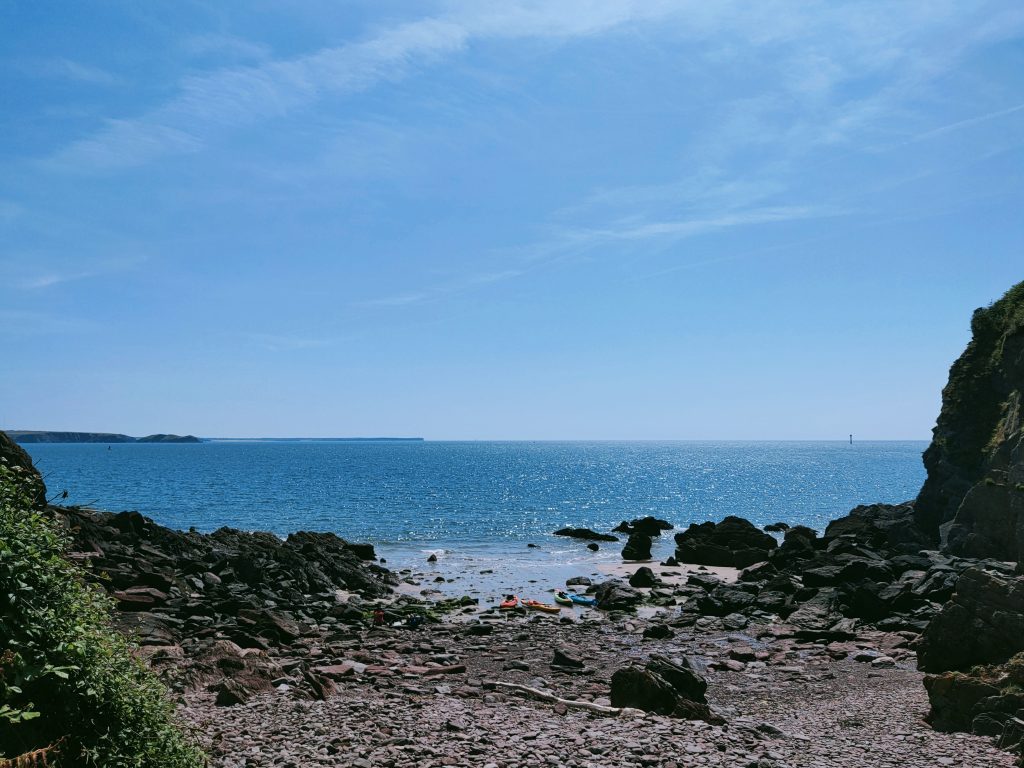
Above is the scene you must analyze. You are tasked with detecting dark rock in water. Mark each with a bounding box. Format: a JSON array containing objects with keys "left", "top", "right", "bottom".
[
  {"left": 662, "top": 556, "right": 678, "bottom": 567},
  {"left": 594, "top": 579, "right": 642, "bottom": 611},
  {"left": 566, "top": 576, "right": 592, "bottom": 586},
  {"left": 587, "top": 543, "right": 599, "bottom": 551},
  {"left": 0, "top": 429, "right": 47, "bottom": 508},
  {"left": 346, "top": 542, "right": 377, "bottom": 560},
  {"left": 824, "top": 502, "right": 930, "bottom": 555},
  {"left": 918, "top": 567, "right": 1024, "bottom": 672},
  {"left": 551, "top": 648, "right": 585, "bottom": 669},
  {"left": 764, "top": 522, "right": 790, "bottom": 533},
  {"left": 914, "top": 281, "right": 1024, "bottom": 559},
  {"left": 610, "top": 655, "right": 718, "bottom": 722},
  {"left": 784, "top": 525, "right": 818, "bottom": 544},
  {"left": 674, "top": 516, "right": 777, "bottom": 568},
  {"left": 629, "top": 566, "right": 658, "bottom": 588},
  {"left": 427, "top": 553, "right": 438, "bottom": 562},
  {"left": 527, "top": 543, "right": 538, "bottom": 548},
  {"left": 643, "top": 623, "right": 674, "bottom": 640},
  {"left": 612, "top": 516, "right": 674, "bottom": 536},
  {"left": 553, "top": 527, "right": 619, "bottom": 542},
  {"left": 622, "top": 533, "right": 652, "bottom": 561}
]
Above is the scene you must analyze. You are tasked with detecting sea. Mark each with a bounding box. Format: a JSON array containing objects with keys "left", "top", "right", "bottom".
[{"left": 24, "top": 440, "right": 928, "bottom": 600}]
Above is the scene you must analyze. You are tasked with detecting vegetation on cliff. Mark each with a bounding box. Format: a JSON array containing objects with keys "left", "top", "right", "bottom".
[{"left": 0, "top": 454, "right": 203, "bottom": 766}]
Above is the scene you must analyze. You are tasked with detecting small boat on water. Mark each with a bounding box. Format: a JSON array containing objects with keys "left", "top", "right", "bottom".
[
  {"left": 524, "top": 599, "right": 560, "bottom": 614},
  {"left": 499, "top": 595, "right": 519, "bottom": 610}
]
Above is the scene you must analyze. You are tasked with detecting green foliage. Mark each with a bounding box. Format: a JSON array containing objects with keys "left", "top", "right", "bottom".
[{"left": 0, "top": 466, "right": 204, "bottom": 767}]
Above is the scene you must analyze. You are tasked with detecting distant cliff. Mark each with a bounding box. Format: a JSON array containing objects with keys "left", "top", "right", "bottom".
[
  {"left": 9, "top": 431, "right": 201, "bottom": 444},
  {"left": 914, "top": 280, "right": 1024, "bottom": 560}
]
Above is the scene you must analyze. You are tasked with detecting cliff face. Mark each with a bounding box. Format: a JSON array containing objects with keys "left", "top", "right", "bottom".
[
  {"left": 0, "top": 429, "right": 47, "bottom": 508},
  {"left": 914, "top": 281, "right": 1024, "bottom": 561}
]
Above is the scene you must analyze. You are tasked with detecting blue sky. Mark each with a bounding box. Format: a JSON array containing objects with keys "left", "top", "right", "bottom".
[{"left": 1, "top": 1, "right": 1022, "bottom": 439}]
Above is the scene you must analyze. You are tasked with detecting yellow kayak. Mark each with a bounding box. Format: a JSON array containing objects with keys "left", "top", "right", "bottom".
[{"left": 524, "top": 599, "right": 560, "bottom": 614}]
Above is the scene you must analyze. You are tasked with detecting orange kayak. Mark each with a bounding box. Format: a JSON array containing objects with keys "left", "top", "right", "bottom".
[
  {"left": 499, "top": 596, "right": 519, "bottom": 610},
  {"left": 524, "top": 599, "right": 560, "bottom": 614}
]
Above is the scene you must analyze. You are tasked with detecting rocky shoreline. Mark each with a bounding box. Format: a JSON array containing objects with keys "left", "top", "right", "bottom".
[{"left": 43, "top": 498, "right": 1020, "bottom": 768}]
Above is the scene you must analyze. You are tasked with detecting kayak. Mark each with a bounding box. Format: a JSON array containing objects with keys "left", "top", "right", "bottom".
[
  {"left": 568, "top": 593, "right": 597, "bottom": 607},
  {"left": 499, "top": 596, "right": 519, "bottom": 610},
  {"left": 524, "top": 599, "right": 560, "bottom": 614},
  {"left": 553, "top": 591, "right": 574, "bottom": 606}
]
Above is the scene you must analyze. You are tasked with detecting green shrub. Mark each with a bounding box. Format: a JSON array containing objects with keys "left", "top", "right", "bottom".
[{"left": 0, "top": 466, "right": 204, "bottom": 767}]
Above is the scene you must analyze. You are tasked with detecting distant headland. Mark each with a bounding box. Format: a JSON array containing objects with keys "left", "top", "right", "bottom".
[
  {"left": 9, "top": 431, "right": 202, "bottom": 443},
  {"left": 8, "top": 431, "right": 425, "bottom": 444}
]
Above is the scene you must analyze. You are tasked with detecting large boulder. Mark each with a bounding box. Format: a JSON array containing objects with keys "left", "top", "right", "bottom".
[
  {"left": 594, "top": 579, "right": 643, "bottom": 611},
  {"left": 823, "top": 502, "right": 930, "bottom": 555},
  {"left": 621, "top": 533, "right": 652, "bottom": 561},
  {"left": 0, "top": 429, "right": 47, "bottom": 508},
  {"left": 674, "top": 516, "right": 777, "bottom": 568},
  {"left": 918, "top": 566, "right": 1024, "bottom": 673},
  {"left": 610, "top": 655, "right": 719, "bottom": 722},
  {"left": 914, "top": 281, "right": 1024, "bottom": 560}
]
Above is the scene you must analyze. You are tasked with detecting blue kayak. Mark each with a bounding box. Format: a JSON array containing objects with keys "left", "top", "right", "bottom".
[{"left": 568, "top": 593, "right": 597, "bottom": 607}]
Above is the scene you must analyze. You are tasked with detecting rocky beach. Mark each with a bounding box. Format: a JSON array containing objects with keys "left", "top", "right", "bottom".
[{"left": 3, "top": 282, "right": 1023, "bottom": 768}]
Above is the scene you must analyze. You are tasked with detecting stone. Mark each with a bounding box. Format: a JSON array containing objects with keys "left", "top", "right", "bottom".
[
  {"left": 609, "top": 655, "right": 716, "bottom": 722},
  {"left": 918, "top": 567, "right": 1024, "bottom": 672},
  {"left": 213, "top": 678, "right": 252, "bottom": 706},
  {"left": 553, "top": 527, "right": 618, "bottom": 542},
  {"left": 622, "top": 533, "right": 653, "bottom": 561},
  {"left": 924, "top": 673, "right": 1001, "bottom": 732},
  {"left": 594, "top": 579, "right": 643, "bottom": 611},
  {"left": 643, "top": 624, "right": 674, "bottom": 640},
  {"left": 551, "top": 648, "right": 585, "bottom": 669},
  {"left": 674, "top": 516, "right": 778, "bottom": 568},
  {"left": 629, "top": 566, "right": 659, "bottom": 588},
  {"left": 612, "top": 516, "right": 674, "bottom": 536}
]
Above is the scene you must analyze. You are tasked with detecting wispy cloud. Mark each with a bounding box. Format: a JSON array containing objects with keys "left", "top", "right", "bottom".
[
  {"left": 908, "top": 102, "right": 1024, "bottom": 143},
  {"left": 30, "top": 57, "right": 122, "bottom": 86},
  {"left": 181, "top": 33, "right": 270, "bottom": 61},
  {"left": 355, "top": 269, "right": 525, "bottom": 309},
  {"left": 42, "top": 1, "right": 1024, "bottom": 175},
  {"left": 7, "top": 255, "right": 147, "bottom": 291},
  {"left": 244, "top": 333, "right": 333, "bottom": 351},
  {"left": 0, "top": 309, "right": 98, "bottom": 336},
  {"left": 560, "top": 205, "right": 842, "bottom": 246}
]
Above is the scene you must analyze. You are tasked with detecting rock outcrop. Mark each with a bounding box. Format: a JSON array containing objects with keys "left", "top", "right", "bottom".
[
  {"left": 674, "top": 516, "right": 778, "bottom": 568},
  {"left": 914, "top": 281, "right": 1024, "bottom": 560},
  {"left": 918, "top": 566, "right": 1024, "bottom": 673},
  {"left": 553, "top": 527, "right": 618, "bottom": 542},
  {"left": 612, "top": 516, "right": 673, "bottom": 536},
  {"left": 621, "top": 533, "right": 653, "bottom": 561},
  {"left": 51, "top": 504, "right": 397, "bottom": 699}
]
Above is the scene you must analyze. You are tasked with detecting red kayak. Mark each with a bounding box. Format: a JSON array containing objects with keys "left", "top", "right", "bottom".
[{"left": 499, "top": 595, "right": 519, "bottom": 610}]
